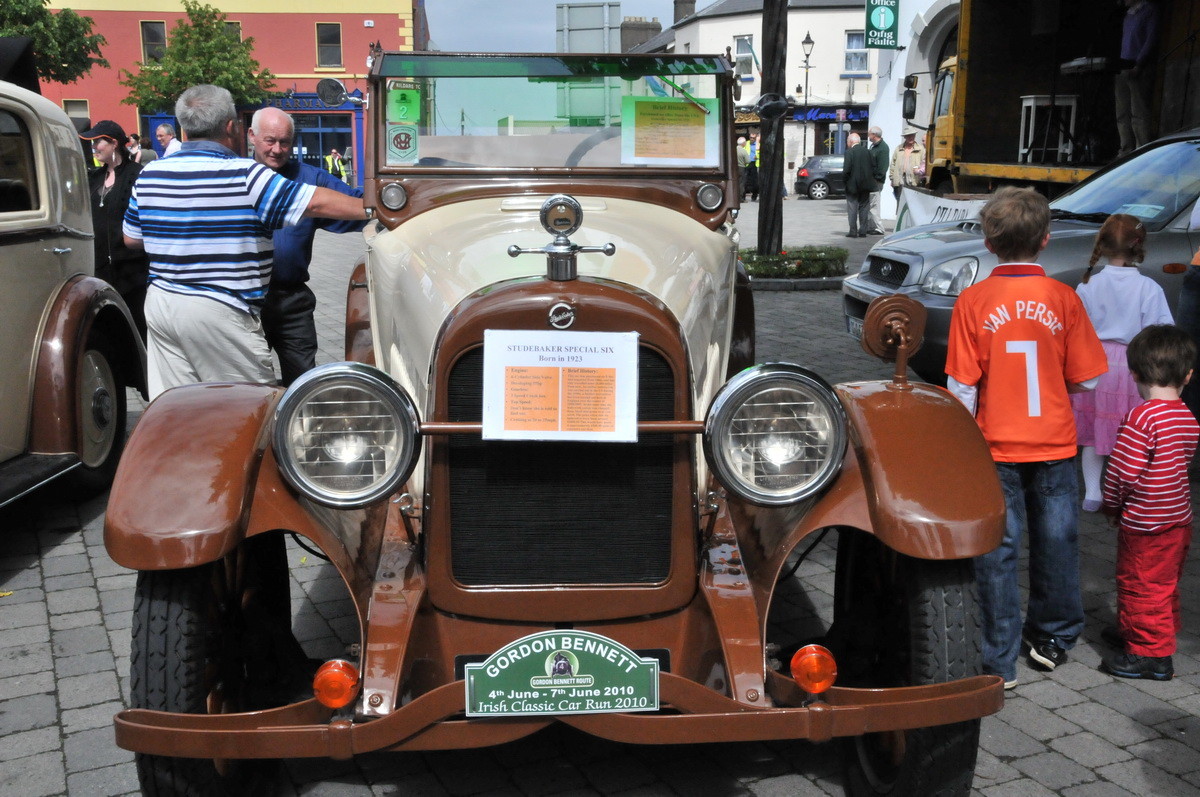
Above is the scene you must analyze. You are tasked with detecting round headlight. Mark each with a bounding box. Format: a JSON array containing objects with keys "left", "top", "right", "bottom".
[
  {"left": 273, "top": 363, "right": 421, "bottom": 508},
  {"left": 704, "top": 364, "right": 846, "bottom": 506},
  {"left": 380, "top": 182, "right": 407, "bottom": 211},
  {"left": 696, "top": 182, "right": 724, "bottom": 212}
]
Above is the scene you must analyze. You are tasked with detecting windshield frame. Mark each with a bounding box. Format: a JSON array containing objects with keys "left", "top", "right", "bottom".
[{"left": 368, "top": 51, "right": 734, "bottom": 179}]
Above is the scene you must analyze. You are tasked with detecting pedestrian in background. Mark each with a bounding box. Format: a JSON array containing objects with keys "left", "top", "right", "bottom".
[
  {"left": 945, "top": 187, "right": 1107, "bottom": 689},
  {"left": 866, "top": 125, "right": 889, "bottom": 234},
  {"left": 1115, "top": 0, "right": 1159, "bottom": 155},
  {"left": 249, "top": 107, "right": 367, "bottom": 386},
  {"left": 889, "top": 125, "right": 926, "bottom": 201},
  {"left": 1101, "top": 324, "right": 1198, "bottom": 681},
  {"left": 1071, "top": 214, "right": 1172, "bottom": 513},
  {"left": 746, "top": 133, "right": 760, "bottom": 201},
  {"left": 842, "top": 132, "right": 873, "bottom": 238},
  {"left": 736, "top": 136, "right": 749, "bottom": 201},
  {"left": 81, "top": 120, "right": 149, "bottom": 339},
  {"left": 123, "top": 84, "right": 371, "bottom": 399},
  {"left": 155, "top": 122, "right": 181, "bottom": 157}
]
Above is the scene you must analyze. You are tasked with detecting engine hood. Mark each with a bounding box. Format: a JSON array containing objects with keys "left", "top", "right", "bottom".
[{"left": 366, "top": 195, "right": 738, "bottom": 415}]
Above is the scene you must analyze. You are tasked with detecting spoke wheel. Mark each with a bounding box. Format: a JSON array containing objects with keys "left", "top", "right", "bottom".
[
  {"left": 130, "top": 540, "right": 300, "bottom": 796},
  {"left": 831, "top": 529, "right": 982, "bottom": 797}
]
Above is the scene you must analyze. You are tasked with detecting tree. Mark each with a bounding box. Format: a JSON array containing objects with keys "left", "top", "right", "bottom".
[
  {"left": 0, "top": 0, "right": 107, "bottom": 84},
  {"left": 119, "top": 0, "right": 275, "bottom": 113}
]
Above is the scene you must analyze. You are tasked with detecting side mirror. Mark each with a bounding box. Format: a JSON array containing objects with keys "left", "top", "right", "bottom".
[
  {"left": 902, "top": 89, "right": 917, "bottom": 121},
  {"left": 317, "top": 78, "right": 350, "bottom": 107},
  {"left": 903, "top": 74, "right": 919, "bottom": 90},
  {"left": 755, "top": 93, "right": 790, "bottom": 121}
]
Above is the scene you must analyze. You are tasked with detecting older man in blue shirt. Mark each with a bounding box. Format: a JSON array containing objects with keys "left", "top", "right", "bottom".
[{"left": 250, "top": 107, "right": 368, "bottom": 385}]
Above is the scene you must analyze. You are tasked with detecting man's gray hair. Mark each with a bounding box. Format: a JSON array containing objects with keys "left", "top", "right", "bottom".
[
  {"left": 156, "top": 122, "right": 175, "bottom": 137},
  {"left": 868, "top": 126, "right": 882, "bottom": 138},
  {"left": 847, "top": 133, "right": 861, "bottom": 146},
  {"left": 250, "top": 106, "right": 295, "bottom": 136},
  {"left": 175, "top": 85, "right": 237, "bottom": 139}
]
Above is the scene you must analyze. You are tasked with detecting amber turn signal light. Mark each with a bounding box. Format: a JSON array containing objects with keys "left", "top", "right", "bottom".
[
  {"left": 313, "top": 659, "right": 361, "bottom": 709},
  {"left": 790, "top": 644, "right": 837, "bottom": 694}
]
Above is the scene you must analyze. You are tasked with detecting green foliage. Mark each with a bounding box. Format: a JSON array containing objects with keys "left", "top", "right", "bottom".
[
  {"left": 739, "top": 246, "right": 848, "bottom": 279},
  {"left": 119, "top": 0, "right": 275, "bottom": 113},
  {"left": 0, "top": 0, "right": 108, "bottom": 84}
]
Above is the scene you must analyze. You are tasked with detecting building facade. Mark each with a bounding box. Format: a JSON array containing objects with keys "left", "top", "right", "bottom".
[{"left": 42, "top": 0, "right": 427, "bottom": 183}]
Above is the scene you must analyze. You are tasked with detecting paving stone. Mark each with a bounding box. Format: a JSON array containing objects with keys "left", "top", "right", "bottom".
[
  {"left": 973, "top": 749, "right": 1022, "bottom": 790},
  {"left": 995, "top": 697, "right": 1082, "bottom": 742},
  {"left": 49, "top": 609, "right": 103, "bottom": 632},
  {"left": 1049, "top": 731, "right": 1133, "bottom": 770},
  {"left": 0, "top": 726, "right": 60, "bottom": 762},
  {"left": 55, "top": 649, "right": 117, "bottom": 679},
  {"left": 0, "top": 670, "right": 54, "bottom": 701},
  {"left": 1010, "top": 751, "right": 1096, "bottom": 791},
  {"left": 62, "top": 725, "right": 134, "bottom": 773},
  {"left": 979, "top": 778, "right": 1057, "bottom": 796},
  {"left": 979, "top": 716, "right": 1046, "bottom": 759},
  {"left": 2, "top": 599, "right": 48, "bottom": 630},
  {"left": 61, "top": 699, "right": 124, "bottom": 734},
  {"left": 51, "top": 624, "right": 111, "bottom": 658},
  {"left": 1084, "top": 680, "right": 1190, "bottom": 726},
  {"left": 1128, "top": 737, "right": 1200, "bottom": 776},
  {"left": 1, "top": 623, "right": 50, "bottom": 649},
  {"left": 1097, "top": 758, "right": 1200, "bottom": 796},
  {"left": 1156, "top": 713, "right": 1200, "bottom": 752},
  {"left": 1018, "top": 677, "right": 1088, "bottom": 710},
  {"left": 0, "top": 750, "right": 65, "bottom": 797},
  {"left": 1057, "top": 702, "right": 1158, "bottom": 747},
  {"left": 95, "top": 572, "right": 137, "bottom": 593},
  {"left": 1062, "top": 783, "right": 1136, "bottom": 797},
  {"left": 578, "top": 754, "right": 657, "bottom": 793},
  {"left": 0, "top": 692, "right": 58, "bottom": 734},
  {"left": 41, "top": 552, "right": 89, "bottom": 577},
  {"left": 45, "top": 585, "right": 100, "bottom": 614},
  {"left": 0, "top": 640, "right": 52, "bottom": 681},
  {"left": 57, "top": 669, "right": 121, "bottom": 710},
  {"left": 0, "top": 566, "right": 43, "bottom": 593}
]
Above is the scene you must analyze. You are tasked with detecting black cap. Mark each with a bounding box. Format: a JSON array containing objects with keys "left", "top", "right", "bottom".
[{"left": 79, "top": 120, "right": 126, "bottom": 143}]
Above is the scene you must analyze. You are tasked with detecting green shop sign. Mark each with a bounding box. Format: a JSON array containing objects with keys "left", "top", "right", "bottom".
[
  {"left": 465, "top": 630, "right": 660, "bottom": 717},
  {"left": 866, "top": 0, "right": 900, "bottom": 50}
]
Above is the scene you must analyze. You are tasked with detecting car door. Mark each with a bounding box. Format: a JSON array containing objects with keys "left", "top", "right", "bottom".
[
  {"left": 0, "top": 94, "right": 88, "bottom": 463},
  {"left": 827, "top": 157, "right": 846, "bottom": 194}
]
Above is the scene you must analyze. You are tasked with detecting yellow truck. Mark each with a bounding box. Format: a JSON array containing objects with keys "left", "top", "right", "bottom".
[{"left": 908, "top": 0, "right": 1200, "bottom": 197}]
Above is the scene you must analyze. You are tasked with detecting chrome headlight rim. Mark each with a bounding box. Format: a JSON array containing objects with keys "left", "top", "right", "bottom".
[
  {"left": 696, "top": 182, "right": 724, "bottom": 212},
  {"left": 273, "top": 362, "right": 421, "bottom": 509},
  {"left": 704, "top": 363, "right": 847, "bottom": 507}
]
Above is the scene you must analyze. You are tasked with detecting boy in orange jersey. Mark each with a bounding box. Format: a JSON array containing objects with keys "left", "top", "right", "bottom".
[
  {"left": 1101, "top": 324, "right": 1198, "bottom": 680},
  {"left": 945, "top": 187, "right": 1107, "bottom": 689}
]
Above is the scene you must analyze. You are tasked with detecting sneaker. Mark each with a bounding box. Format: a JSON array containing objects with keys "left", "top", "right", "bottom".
[
  {"left": 1082, "top": 498, "right": 1102, "bottom": 513},
  {"left": 1102, "top": 651, "right": 1173, "bottom": 681},
  {"left": 1026, "top": 637, "right": 1069, "bottom": 671},
  {"left": 1003, "top": 678, "right": 1018, "bottom": 690},
  {"left": 1100, "top": 625, "right": 1125, "bottom": 649}
]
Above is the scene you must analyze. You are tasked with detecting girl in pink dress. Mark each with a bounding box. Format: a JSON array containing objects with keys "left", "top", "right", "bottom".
[{"left": 1072, "top": 214, "right": 1173, "bottom": 511}]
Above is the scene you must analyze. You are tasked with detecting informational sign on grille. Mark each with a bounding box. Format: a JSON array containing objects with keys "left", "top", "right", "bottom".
[
  {"left": 482, "top": 329, "right": 639, "bottom": 442},
  {"left": 465, "top": 631, "right": 660, "bottom": 717}
]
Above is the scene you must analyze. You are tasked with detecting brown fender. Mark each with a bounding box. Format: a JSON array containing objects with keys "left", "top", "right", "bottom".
[
  {"left": 29, "top": 275, "right": 146, "bottom": 454},
  {"left": 832, "top": 380, "right": 1004, "bottom": 559},
  {"left": 345, "top": 258, "right": 374, "bottom": 364},
  {"left": 104, "top": 383, "right": 281, "bottom": 570}
]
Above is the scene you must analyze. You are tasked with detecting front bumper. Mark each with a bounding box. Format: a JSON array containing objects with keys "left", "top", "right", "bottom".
[{"left": 113, "top": 670, "right": 1004, "bottom": 759}]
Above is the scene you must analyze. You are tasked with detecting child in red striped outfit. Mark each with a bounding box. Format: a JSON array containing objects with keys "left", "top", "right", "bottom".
[{"left": 1101, "top": 324, "right": 1199, "bottom": 680}]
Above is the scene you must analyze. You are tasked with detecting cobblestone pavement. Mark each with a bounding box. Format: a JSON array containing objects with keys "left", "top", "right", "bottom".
[{"left": 2, "top": 197, "right": 1198, "bottom": 796}]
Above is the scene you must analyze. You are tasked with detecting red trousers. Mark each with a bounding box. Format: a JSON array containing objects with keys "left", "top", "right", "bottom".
[{"left": 1116, "top": 522, "right": 1192, "bottom": 656}]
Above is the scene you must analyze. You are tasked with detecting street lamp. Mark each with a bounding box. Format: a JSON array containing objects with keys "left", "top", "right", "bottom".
[{"left": 800, "top": 32, "right": 815, "bottom": 160}]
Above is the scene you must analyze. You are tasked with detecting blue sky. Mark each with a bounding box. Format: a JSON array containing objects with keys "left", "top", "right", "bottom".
[{"left": 424, "top": 0, "right": 680, "bottom": 52}]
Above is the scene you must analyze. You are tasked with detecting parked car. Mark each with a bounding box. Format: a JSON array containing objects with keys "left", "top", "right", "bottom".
[
  {"left": 843, "top": 130, "right": 1200, "bottom": 384},
  {"left": 104, "top": 51, "right": 1004, "bottom": 797},
  {"left": 795, "top": 154, "right": 845, "bottom": 200},
  {"left": 0, "top": 73, "right": 144, "bottom": 508}
]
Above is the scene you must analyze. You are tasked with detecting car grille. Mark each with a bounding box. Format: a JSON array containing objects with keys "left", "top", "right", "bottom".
[
  {"left": 867, "top": 255, "right": 910, "bottom": 286},
  {"left": 446, "top": 346, "right": 675, "bottom": 586}
]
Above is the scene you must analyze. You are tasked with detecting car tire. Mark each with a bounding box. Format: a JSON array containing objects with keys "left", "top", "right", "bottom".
[
  {"left": 807, "top": 180, "right": 830, "bottom": 200},
  {"left": 131, "top": 547, "right": 296, "bottom": 797},
  {"left": 831, "top": 529, "right": 982, "bottom": 797},
  {"left": 62, "top": 337, "right": 127, "bottom": 497}
]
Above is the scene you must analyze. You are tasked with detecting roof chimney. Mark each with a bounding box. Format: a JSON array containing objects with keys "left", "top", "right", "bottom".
[{"left": 674, "top": 0, "right": 696, "bottom": 24}]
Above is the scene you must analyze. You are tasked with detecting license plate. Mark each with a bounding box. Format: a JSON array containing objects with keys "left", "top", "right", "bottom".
[
  {"left": 465, "top": 630, "right": 659, "bottom": 717},
  {"left": 846, "top": 316, "right": 864, "bottom": 339}
]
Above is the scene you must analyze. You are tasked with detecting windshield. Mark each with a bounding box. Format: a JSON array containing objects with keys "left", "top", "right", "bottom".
[
  {"left": 374, "top": 54, "right": 727, "bottom": 171},
  {"left": 1051, "top": 138, "right": 1200, "bottom": 230}
]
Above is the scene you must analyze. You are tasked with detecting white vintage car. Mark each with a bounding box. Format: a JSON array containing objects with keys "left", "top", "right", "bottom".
[
  {"left": 0, "top": 68, "right": 143, "bottom": 507},
  {"left": 105, "top": 51, "right": 1005, "bottom": 797}
]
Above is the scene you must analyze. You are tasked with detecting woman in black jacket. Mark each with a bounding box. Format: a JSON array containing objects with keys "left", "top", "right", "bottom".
[{"left": 81, "top": 120, "right": 149, "bottom": 340}]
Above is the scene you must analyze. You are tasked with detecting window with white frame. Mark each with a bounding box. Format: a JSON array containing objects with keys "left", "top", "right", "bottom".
[
  {"left": 734, "top": 35, "right": 754, "bottom": 78},
  {"left": 844, "top": 30, "right": 868, "bottom": 74}
]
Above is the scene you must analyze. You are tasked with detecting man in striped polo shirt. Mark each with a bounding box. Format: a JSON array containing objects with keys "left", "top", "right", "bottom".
[
  {"left": 1101, "top": 324, "right": 1199, "bottom": 681},
  {"left": 123, "top": 84, "right": 372, "bottom": 399}
]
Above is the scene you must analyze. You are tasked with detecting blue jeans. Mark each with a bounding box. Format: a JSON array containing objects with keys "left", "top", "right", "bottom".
[{"left": 975, "top": 459, "right": 1083, "bottom": 681}]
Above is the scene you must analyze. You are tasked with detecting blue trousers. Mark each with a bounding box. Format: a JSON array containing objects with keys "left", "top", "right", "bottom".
[{"left": 975, "top": 459, "right": 1083, "bottom": 681}]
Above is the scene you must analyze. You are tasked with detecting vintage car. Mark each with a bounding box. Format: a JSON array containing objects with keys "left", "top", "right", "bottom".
[
  {"left": 0, "top": 67, "right": 144, "bottom": 508},
  {"left": 104, "top": 51, "right": 1005, "bottom": 796}
]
